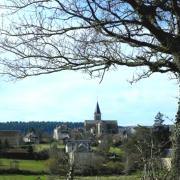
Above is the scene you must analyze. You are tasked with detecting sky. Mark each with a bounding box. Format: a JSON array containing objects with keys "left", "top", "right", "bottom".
[
  {"left": 0, "top": 1, "right": 178, "bottom": 126},
  {"left": 0, "top": 67, "right": 178, "bottom": 126}
]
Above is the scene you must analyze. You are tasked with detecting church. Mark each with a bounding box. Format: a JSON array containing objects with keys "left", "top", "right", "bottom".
[{"left": 84, "top": 102, "right": 118, "bottom": 137}]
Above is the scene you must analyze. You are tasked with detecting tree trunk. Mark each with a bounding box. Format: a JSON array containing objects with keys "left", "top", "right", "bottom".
[
  {"left": 66, "top": 152, "right": 75, "bottom": 180},
  {"left": 171, "top": 55, "right": 180, "bottom": 179},
  {"left": 171, "top": 94, "right": 180, "bottom": 179},
  {"left": 66, "top": 165, "right": 74, "bottom": 180}
]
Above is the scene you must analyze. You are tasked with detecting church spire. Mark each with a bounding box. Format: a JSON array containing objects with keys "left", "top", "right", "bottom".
[{"left": 94, "top": 102, "right": 101, "bottom": 120}]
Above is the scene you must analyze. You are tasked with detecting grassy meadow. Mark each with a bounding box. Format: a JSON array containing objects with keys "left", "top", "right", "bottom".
[
  {"left": 34, "top": 143, "right": 64, "bottom": 152},
  {"left": 0, "top": 175, "right": 46, "bottom": 180},
  {"left": 0, "top": 158, "right": 48, "bottom": 172},
  {"left": 0, "top": 144, "right": 141, "bottom": 179},
  {"left": 0, "top": 175, "right": 140, "bottom": 180}
]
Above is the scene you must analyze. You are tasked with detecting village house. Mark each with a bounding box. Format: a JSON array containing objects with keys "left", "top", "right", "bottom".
[
  {"left": 66, "top": 139, "right": 95, "bottom": 174},
  {"left": 118, "top": 126, "right": 136, "bottom": 139},
  {"left": 65, "top": 139, "right": 91, "bottom": 153},
  {"left": 66, "top": 139, "right": 105, "bottom": 175},
  {"left": 23, "top": 131, "right": 39, "bottom": 144},
  {"left": 53, "top": 124, "right": 70, "bottom": 142},
  {"left": 0, "top": 130, "right": 21, "bottom": 147}
]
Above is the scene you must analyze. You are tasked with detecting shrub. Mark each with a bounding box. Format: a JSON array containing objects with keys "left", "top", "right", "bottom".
[
  {"left": 46, "top": 158, "right": 60, "bottom": 174},
  {"left": 105, "top": 161, "right": 124, "bottom": 174}
]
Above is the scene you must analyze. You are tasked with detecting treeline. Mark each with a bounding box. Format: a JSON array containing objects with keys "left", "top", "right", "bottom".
[{"left": 0, "top": 121, "right": 84, "bottom": 134}]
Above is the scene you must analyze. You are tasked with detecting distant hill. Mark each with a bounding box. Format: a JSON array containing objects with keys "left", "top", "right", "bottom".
[{"left": 0, "top": 121, "right": 84, "bottom": 134}]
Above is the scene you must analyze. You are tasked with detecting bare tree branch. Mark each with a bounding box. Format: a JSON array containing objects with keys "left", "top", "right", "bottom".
[{"left": 0, "top": 0, "right": 179, "bottom": 81}]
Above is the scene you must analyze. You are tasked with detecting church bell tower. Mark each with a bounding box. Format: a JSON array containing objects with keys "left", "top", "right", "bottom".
[{"left": 94, "top": 102, "right": 101, "bottom": 120}]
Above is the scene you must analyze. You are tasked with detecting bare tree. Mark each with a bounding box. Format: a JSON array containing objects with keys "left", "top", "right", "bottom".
[
  {"left": 123, "top": 125, "right": 170, "bottom": 179},
  {"left": 0, "top": 0, "right": 179, "bottom": 79},
  {"left": 0, "top": 0, "right": 180, "bottom": 178}
]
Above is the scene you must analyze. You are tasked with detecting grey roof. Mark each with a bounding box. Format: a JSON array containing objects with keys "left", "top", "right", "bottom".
[
  {"left": 66, "top": 139, "right": 91, "bottom": 145},
  {"left": 95, "top": 102, "right": 101, "bottom": 114},
  {"left": 84, "top": 120, "right": 97, "bottom": 124},
  {"left": 85, "top": 120, "right": 117, "bottom": 123},
  {"left": 102, "top": 120, "right": 117, "bottom": 123}
]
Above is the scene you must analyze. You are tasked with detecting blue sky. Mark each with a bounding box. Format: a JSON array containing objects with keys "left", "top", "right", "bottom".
[
  {"left": 0, "top": 1, "right": 177, "bottom": 126},
  {"left": 0, "top": 67, "right": 178, "bottom": 126}
]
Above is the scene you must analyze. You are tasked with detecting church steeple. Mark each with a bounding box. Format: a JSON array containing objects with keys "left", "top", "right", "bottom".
[{"left": 94, "top": 102, "right": 101, "bottom": 120}]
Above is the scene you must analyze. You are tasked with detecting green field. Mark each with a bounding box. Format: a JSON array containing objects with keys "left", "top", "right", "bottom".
[
  {"left": 0, "top": 158, "right": 48, "bottom": 172},
  {"left": 0, "top": 175, "right": 140, "bottom": 180},
  {"left": 34, "top": 144, "right": 51, "bottom": 152},
  {"left": 0, "top": 175, "right": 46, "bottom": 180},
  {"left": 34, "top": 143, "right": 65, "bottom": 152},
  {"left": 76, "top": 176, "right": 140, "bottom": 180},
  {"left": 109, "top": 147, "right": 124, "bottom": 156}
]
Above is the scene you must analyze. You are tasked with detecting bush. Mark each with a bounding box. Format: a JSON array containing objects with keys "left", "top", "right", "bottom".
[
  {"left": 104, "top": 161, "right": 124, "bottom": 174},
  {"left": 10, "top": 160, "right": 19, "bottom": 170},
  {"left": 46, "top": 158, "right": 61, "bottom": 174},
  {"left": 0, "top": 151, "right": 49, "bottom": 160},
  {"left": 47, "top": 146, "right": 68, "bottom": 175},
  {"left": 27, "top": 145, "right": 33, "bottom": 154}
]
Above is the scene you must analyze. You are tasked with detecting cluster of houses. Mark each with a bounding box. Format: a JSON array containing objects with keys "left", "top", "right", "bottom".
[
  {"left": 0, "top": 103, "right": 173, "bottom": 172},
  {"left": 0, "top": 130, "right": 40, "bottom": 147},
  {"left": 53, "top": 102, "right": 119, "bottom": 153},
  {"left": 0, "top": 102, "right": 135, "bottom": 154}
]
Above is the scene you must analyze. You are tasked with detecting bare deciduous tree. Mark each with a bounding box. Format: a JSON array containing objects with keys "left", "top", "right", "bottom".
[
  {"left": 0, "top": 0, "right": 179, "bottom": 79},
  {"left": 0, "top": 0, "right": 180, "bottom": 178}
]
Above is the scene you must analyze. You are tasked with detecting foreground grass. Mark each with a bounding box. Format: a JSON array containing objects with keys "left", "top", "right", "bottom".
[
  {"left": 0, "top": 175, "right": 140, "bottom": 180},
  {"left": 0, "top": 175, "right": 46, "bottom": 180},
  {"left": 0, "top": 158, "right": 48, "bottom": 172},
  {"left": 76, "top": 176, "right": 140, "bottom": 180},
  {"left": 34, "top": 144, "right": 51, "bottom": 152}
]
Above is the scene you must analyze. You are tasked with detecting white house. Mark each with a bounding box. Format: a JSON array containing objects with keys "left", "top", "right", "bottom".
[
  {"left": 23, "top": 132, "right": 39, "bottom": 144},
  {"left": 53, "top": 125, "right": 70, "bottom": 141}
]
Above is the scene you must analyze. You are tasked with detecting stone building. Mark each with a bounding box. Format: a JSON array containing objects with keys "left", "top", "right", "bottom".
[
  {"left": 84, "top": 102, "right": 118, "bottom": 137},
  {"left": 65, "top": 139, "right": 91, "bottom": 153},
  {"left": 53, "top": 124, "right": 69, "bottom": 141}
]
